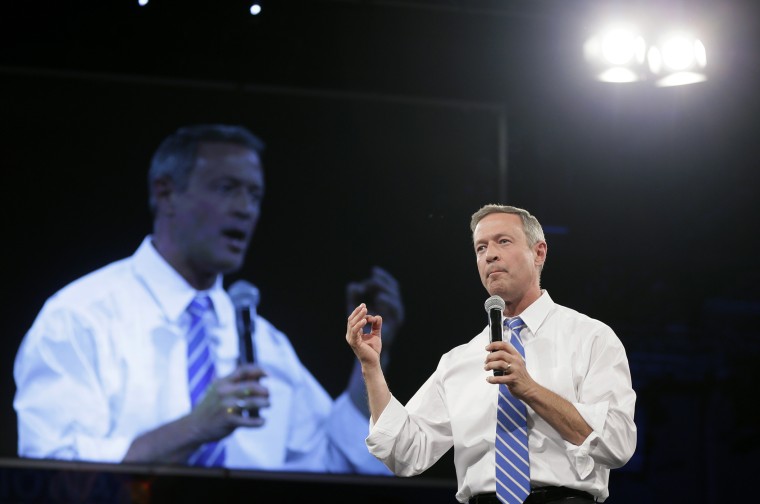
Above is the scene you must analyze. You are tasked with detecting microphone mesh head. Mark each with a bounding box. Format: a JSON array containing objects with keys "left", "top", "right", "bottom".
[
  {"left": 228, "top": 280, "right": 260, "bottom": 308},
  {"left": 484, "top": 295, "right": 505, "bottom": 313}
]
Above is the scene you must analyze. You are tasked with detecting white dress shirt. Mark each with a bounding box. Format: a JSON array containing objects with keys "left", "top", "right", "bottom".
[
  {"left": 366, "top": 291, "right": 637, "bottom": 502},
  {"left": 14, "top": 236, "right": 389, "bottom": 475}
]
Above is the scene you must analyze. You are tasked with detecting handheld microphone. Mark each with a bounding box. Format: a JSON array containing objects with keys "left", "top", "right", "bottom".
[
  {"left": 484, "top": 295, "right": 506, "bottom": 376},
  {"left": 228, "top": 279, "right": 260, "bottom": 417},
  {"left": 229, "top": 280, "right": 260, "bottom": 365}
]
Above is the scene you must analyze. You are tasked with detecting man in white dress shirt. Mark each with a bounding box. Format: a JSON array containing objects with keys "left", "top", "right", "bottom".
[
  {"left": 346, "top": 204, "right": 636, "bottom": 501},
  {"left": 14, "top": 124, "right": 403, "bottom": 474}
]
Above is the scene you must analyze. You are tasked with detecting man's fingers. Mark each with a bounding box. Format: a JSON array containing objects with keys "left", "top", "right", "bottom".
[
  {"left": 231, "top": 396, "right": 270, "bottom": 411},
  {"left": 233, "top": 381, "right": 268, "bottom": 399},
  {"left": 229, "top": 363, "right": 267, "bottom": 381},
  {"left": 347, "top": 304, "right": 367, "bottom": 327},
  {"left": 346, "top": 309, "right": 367, "bottom": 344}
]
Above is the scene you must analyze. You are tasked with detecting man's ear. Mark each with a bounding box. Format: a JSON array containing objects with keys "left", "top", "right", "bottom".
[
  {"left": 152, "top": 176, "right": 175, "bottom": 216},
  {"left": 534, "top": 241, "right": 548, "bottom": 268}
]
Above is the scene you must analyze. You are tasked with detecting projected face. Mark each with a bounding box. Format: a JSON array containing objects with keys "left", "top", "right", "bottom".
[
  {"left": 169, "top": 141, "right": 264, "bottom": 284},
  {"left": 473, "top": 212, "right": 544, "bottom": 302}
]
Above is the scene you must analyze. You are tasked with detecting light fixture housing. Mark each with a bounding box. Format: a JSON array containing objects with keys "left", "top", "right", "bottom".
[
  {"left": 584, "top": 20, "right": 708, "bottom": 87},
  {"left": 584, "top": 23, "right": 648, "bottom": 83},
  {"left": 648, "top": 32, "right": 708, "bottom": 87}
]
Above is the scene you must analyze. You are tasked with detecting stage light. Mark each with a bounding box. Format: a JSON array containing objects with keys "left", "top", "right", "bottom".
[
  {"left": 584, "top": 23, "right": 647, "bottom": 83},
  {"left": 648, "top": 32, "right": 707, "bottom": 87},
  {"left": 601, "top": 27, "right": 646, "bottom": 66},
  {"left": 585, "top": 18, "right": 708, "bottom": 87},
  {"left": 138, "top": 0, "right": 149, "bottom": 6},
  {"left": 250, "top": 3, "right": 262, "bottom": 15}
]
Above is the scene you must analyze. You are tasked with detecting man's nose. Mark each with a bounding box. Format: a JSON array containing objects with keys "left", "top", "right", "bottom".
[{"left": 485, "top": 242, "right": 499, "bottom": 261}]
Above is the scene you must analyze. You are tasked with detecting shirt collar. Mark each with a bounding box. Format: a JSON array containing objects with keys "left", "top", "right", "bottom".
[
  {"left": 514, "top": 289, "right": 554, "bottom": 339},
  {"left": 132, "top": 236, "right": 231, "bottom": 325}
]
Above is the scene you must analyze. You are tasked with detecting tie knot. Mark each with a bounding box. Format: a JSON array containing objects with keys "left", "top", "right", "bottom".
[
  {"left": 504, "top": 316, "right": 526, "bottom": 334},
  {"left": 188, "top": 294, "right": 213, "bottom": 318}
]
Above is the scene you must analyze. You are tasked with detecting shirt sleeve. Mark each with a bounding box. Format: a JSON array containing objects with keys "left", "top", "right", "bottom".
[
  {"left": 13, "top": 303, "right": 132, "bottom": 463},
  {"left": 563, "top": 327, "right": 638, "bottom": 477},
  {"left": 365, "top": 364, "right": 454, "bottom": 477}
]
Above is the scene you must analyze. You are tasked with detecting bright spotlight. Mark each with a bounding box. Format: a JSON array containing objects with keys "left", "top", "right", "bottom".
[
  {"left": 601, "top": 27, "right": 646, "bottom": 65},
  {"left": 655, "top": 71, "right": 708, "bottom": 87},
  {"left": 585, "top": 17, "right": 709, "bottom": 88},
  {"left": 598, "top": 67, "right": 640, "bottom": 83},
  {"left": 662, "top": 34, "right": 697, "bottom": 70},
  {"left": 138, "top": 0, "right": 149, "bottom": 6},
  {"left": 250, "top": 3, "right": 262, "bottom": 15},
  {"left": 584, "top": 23, "right": 647, "bottom": 83},
  {"left": 648, "top": 32, "right": 707, "bottom": 87}
]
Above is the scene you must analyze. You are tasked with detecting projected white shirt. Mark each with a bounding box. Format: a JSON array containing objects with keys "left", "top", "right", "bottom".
[{"left": 14, "top": 236, "right": 388, "bottom": 475}]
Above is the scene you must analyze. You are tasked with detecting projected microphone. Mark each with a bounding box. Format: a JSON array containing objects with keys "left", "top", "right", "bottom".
[
  {"left": 484, "top": 295, "right": 506, "bottom": 377},
  {"left": 229, "top": 280, "right": 260, "bottom": 365},
  {"left": 229, "top": 279, "right": 260, "bottom": 418}
]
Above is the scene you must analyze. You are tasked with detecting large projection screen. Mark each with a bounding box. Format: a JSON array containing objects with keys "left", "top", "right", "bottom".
[{"left": 2, "top": 69, "right": 505, "bottom": 480}]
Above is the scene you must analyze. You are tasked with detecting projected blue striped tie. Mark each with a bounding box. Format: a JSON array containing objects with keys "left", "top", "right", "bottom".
[
  {"left": 495, "top": 317, "right": 530, "bottom": 504},
  {"left": 186, "top": 294, "right": 225, "bottom": 467}
]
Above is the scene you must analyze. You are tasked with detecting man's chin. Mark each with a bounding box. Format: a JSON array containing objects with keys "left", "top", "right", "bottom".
[
  {"left": 485, "top": 281, "right": 509, "bottom": 298},
  {"left": 216, "top": 254, "right": 246, "bottom": 274}
]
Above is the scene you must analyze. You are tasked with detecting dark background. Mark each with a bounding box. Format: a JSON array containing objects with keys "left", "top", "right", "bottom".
[{"left": 2, "top": 0, "right": 759, "bottom": 502}]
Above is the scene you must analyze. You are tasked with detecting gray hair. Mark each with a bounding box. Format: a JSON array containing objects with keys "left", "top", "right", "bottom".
[
  {"left": 470, "top": 204, "right": 546, "bottom": 247},
  {"left": 147, "top": 124, "right": 266, "bottom": 214}
]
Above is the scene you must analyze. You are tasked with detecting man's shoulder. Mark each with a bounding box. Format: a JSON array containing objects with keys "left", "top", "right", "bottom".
[
  {"left": 44, "top": 255, "right": 136, "bottom": 310},
  {"left": 548, "top": 301, "right": 616, "bottom": 337},
  {"left": 22, "top": 255, "right": 140, "bottom": 345},
  {"left": 440, "top": 327, "right": 488, "bottom": 362}
]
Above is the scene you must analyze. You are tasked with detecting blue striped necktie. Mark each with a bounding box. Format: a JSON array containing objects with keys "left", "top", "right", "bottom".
[
  {"left": 495, "top": 317, "right": 530, "bottom": 504},
  {"left": 186, "top": 294, "right": 226, "bottom": 467}
]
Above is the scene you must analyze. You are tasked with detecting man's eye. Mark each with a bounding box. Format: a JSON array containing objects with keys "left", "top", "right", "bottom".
[{"left": 248, "top": 189, "right": 264, "bottom": 202}]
